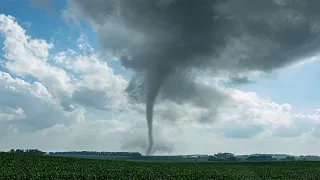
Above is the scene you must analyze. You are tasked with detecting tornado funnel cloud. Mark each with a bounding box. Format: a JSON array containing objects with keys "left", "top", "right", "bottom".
[
  {"left": 145, "top": 68, "right": 169, "bottom": 155},
  {"left": 146, "top": 92, "right": 155, "bottom": 155}
]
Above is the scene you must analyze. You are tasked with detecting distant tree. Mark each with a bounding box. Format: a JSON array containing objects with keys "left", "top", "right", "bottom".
[
  {"left": 208, "top": 156, "right": 219, "bottom": 161},
  {"left": 226, "top": 156, "right": 237, "bottom": 162},
  {"left": 16, "top": 149, "right": 24, "bottom": 154},
  {"left": 282, "top": 156, "right": 295, "bottom": 161},
  {"left": 208, "top": 153, "right": 237, "bottom": 162},
  {"left": 27, "top": 149, "right": 45, "bottom": 155},
  {"left": 8, "top": 149, "right": 45, "bottom": 155},
  {"left": 215, "top": 153, "right": 234, "bottom": 159}
]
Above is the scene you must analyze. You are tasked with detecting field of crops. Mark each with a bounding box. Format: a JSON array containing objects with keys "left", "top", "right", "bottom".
[{"left": 1, "top": 152, "right": 320, "bottom": 179}]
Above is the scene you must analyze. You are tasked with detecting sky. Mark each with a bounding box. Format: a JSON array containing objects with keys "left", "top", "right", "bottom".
[{"left": 0, "top": 0, "right": 320, "bottom": 155}]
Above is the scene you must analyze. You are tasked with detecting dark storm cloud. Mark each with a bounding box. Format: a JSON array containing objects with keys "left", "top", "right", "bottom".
[
  {"left": 227, "top": 75, "right": 253, "bottom": 85},
  {"left": 126, "top": 70, "right": 230, "bottom": 108},
  {"left": 67, "top": 0, "right": 320, "bottom": 154},
  {"left": 69, "top": 0, "right": 320, "bottom": 72}
]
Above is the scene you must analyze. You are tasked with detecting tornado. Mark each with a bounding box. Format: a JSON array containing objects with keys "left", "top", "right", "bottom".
[
  {"left": 145, "top": 81, "right": 157, "bottom": 155},
  {"left": 146, "top": 66, "right": 170, "bottom": 155}
]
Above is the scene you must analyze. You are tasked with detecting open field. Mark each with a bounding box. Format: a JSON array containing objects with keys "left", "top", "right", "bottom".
[{"left": 1, "top": 152, "right": 320, "bottom": 180}]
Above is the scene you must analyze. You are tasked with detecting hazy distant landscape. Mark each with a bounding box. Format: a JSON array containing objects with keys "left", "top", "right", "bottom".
[{"left": 5, "top": 149, "right": 320, "bottom": 162}]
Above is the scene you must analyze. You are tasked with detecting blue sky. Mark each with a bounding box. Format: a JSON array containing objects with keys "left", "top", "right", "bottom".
[
  {"left": 239, "top": 61, "right": 320, "bottom": 113},
  {"left": 0, "top": 0, "right": 320, "bottom": 155},
  {"left": 1, "top": 0, "right": 68, "bottom": 43}
]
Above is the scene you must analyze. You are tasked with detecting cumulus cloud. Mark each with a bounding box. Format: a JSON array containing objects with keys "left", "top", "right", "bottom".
[
  {"left": 0, "top": 71, "right": 83, "bottom": 135},
  {"left": 0, "top": 13, "right": 128, "bottom": 136},
  {"left": 0, "top": 14, "right": 129, "bottom": 111},
  {"left": 0, "top": 14, "right": 72, "bottom": 103}
]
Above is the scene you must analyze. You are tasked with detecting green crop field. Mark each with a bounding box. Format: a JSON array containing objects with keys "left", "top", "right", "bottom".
[{"left": 1, "top": 152, "right": 320, "bottom": 180}]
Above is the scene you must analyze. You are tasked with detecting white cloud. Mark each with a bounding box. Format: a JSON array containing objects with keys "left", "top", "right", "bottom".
[
  {"left": 0, "top": 13, "right": 320, "bottom": 155},
  {"left": 0, "top": 71, "right": 83, "bottom": 135},
  {"left": 0, "top": 13, "right": 128, "bottom": 111},
  {"left": 56, "top": 45, "right": 129, "bottom": 110},
  {"left": 0, "top": 14, "right": 71, "bottom": 98},
  {"left": 0, "top": 13, "right": 126, "bottom": 134},
  {"left": 223, "top": 89, "right": 293, "bottom": 126},
  {"left": 22, "top": 21, "right": 32, "bottom": 29},
  {"left": 0, "top": 107, "right": 25, "bottom": 121},
  {"left": 289, "top": 56, "right": 320, "bottom": 69}
]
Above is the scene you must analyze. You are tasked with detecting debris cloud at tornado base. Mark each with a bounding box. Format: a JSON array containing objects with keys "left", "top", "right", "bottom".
[{"left": 68, "top": 0, "right": 320, "bottom": 155}]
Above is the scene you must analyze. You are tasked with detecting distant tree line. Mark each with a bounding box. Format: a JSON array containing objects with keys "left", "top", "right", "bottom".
[
  {"left": 48, "top": 151, "right": 142, "bottom": 157},
  {"left": 7, "top": 149, "right": 142, "bottom": 157},
  {"left": 9, "top": 149, "right": 45, "bottom": 155},
  {"left": 208, "top": 153, "right": 237, "bottom": 162},
  {"left": 282, "top": 156, "right": 296, "bottom": 161},
  {"left": 245, "top": 155, "right": 274, "bottom": 161},
  {"left": 207, "top": 153, "right": 295, "bottom": 162}
]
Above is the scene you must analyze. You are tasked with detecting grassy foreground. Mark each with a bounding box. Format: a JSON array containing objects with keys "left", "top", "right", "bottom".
[{"left": 1, "top": 152, "right": 320, "bottom": 180}]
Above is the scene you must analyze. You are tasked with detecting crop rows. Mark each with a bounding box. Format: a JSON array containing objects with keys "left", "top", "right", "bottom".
[{"left": 1, "top": 152, "right": 320, "bottom": 179}]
